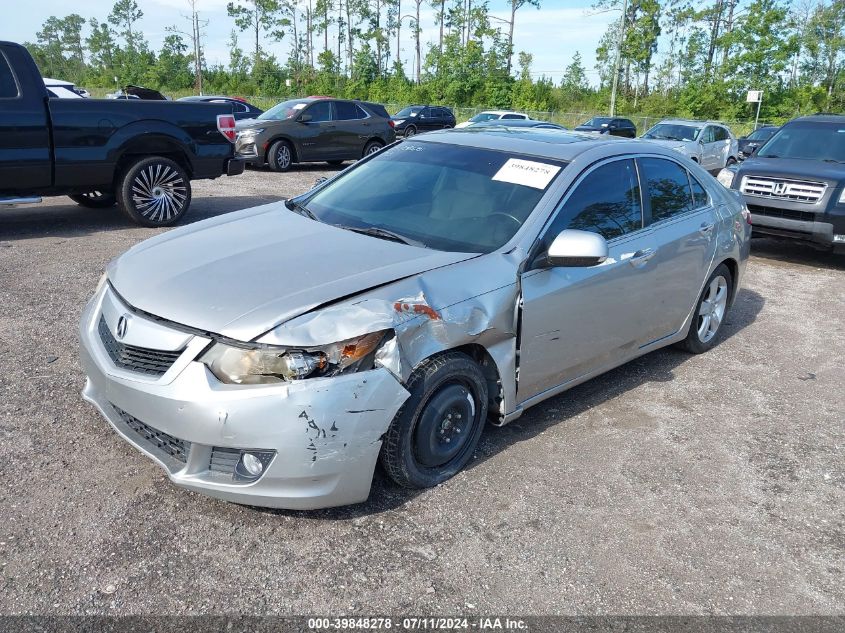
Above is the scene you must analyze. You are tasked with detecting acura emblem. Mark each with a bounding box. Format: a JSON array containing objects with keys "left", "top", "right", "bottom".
[
  {"left": 116, "top": 315, "right": 129, "bottom": 339},
  {"left": 773, "top": 182, "right": 788, "bottom": 195}
]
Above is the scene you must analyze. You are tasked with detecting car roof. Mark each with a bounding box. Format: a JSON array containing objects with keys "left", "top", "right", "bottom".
[
  {"left": 411, "top": 128, "right": 674, "bottom": 162},
  {"left": 658, "top": 119, "right": 726, "bottom": 128},
  {"left": 789, "top": 114, "right": 845, "bottom": 125}
]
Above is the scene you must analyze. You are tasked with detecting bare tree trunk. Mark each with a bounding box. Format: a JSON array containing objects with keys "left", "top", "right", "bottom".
[
  {"left": 439, "top": 0, "right": 445, "bottom": 57},
  {"left": 325, "top": 0, "right": 329, "bottom": 53},
  {"left": 415, "top": 0, "right": 421, "bottom": 82},
  {"left": 705, "top": 0, "right": 724, "bottom": 74},
  {"left": 397, "top": 0, "right": 401, "bottom": 65}
]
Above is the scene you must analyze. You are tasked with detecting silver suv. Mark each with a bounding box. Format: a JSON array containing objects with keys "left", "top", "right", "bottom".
[{"left": 641, "top": 119, "right": 739, "bottom": 172}]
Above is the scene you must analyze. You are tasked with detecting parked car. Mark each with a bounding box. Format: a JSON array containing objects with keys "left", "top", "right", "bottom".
[
  {"left": 235, "top": 97, "right": 395, "bottom": 171},
  {"left": 43, "top": 77, "right": 85, "bottom": 99},
  {"left": 80, "top": 127, "right": 750, "bottom": 510},
  {"left": 641, "top": 119, "right": 739, "bottom": 171},
  {"left": 455, "top": 110, "right": 530, "bottom": 128},
  {"left": 574, "top": 116, "right": 637, "bottom": 138},
  {"left": 392, "top": 105, "right": 456, "bottom": 136},
  {"left": 718, "top": 114, "right": 845, "bottom": 253},
  {"left": 737, "top": 125, "right": 779, "bottom": 160},
  {"left": 0, "top": 41, "right": 244, "bottom": 226},
  {"left": 471, "top": 119, "right": 565, "bottom": 130},
  {"left": 178, "top": 95, "right": 263, "bottom": 120}
]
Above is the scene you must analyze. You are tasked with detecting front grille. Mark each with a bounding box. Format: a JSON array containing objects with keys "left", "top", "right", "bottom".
[
  {"left": 113, "top": 405, "right": 189, "bottom": 463},
  {"left": 98, "top": 316, "right": 183, "bottom": 376},
  {"left": 740, "top": 176, "right": 826, "bottom": 203},
  {"left": 747, "top": 204, "right": 817, "bottom": 223}
]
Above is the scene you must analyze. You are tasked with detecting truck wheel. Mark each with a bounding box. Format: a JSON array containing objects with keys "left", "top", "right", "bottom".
[
  {"left": 116, "top": 157, "right": 191, "bottom": 227},
  {"left": 69, "top": 191, "right": 116, "bottom": 208},
  {"left": 380, "top": 352, "right": 488, "bottom": 489},
  {"left": 268, "top": 140, "right": 294, "bottom": 172}
]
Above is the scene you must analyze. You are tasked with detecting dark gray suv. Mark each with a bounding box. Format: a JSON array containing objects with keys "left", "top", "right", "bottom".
[{"left": 235, "top": 97, "right": 396, "bottom": 171}]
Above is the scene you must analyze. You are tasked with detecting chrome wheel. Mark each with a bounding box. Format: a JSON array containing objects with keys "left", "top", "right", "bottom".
[
  {"left": 697, "top": 275, "right": 728, "bottom": 343},
  {"left": 131, "top": 164, "right": 187, "bottom": 223},
  {"left": 276, "top": 144, "right": 291, "bottom": 169}
]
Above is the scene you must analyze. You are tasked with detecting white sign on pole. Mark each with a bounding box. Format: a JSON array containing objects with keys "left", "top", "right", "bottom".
[{"left": 746, "top": 90, "right": 763, "bottom": 103}]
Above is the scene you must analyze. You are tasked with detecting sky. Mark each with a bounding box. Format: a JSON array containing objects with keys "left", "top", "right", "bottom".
[{"left": 4, "top": 0, "right": 618, "bottom": 83}]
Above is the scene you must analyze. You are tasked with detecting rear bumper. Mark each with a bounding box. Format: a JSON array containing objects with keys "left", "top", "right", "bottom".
[{"left": 225, "top": 158, "right": 245, "bottom": 177}]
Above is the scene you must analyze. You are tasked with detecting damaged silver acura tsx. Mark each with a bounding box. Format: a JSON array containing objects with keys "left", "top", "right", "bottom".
[{"left": 80, "top": 128, "right": 750, "bottom": 509}]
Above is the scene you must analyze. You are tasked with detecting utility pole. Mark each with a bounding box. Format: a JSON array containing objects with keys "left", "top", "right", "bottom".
[{"left": 609, "top": 0, "right": 628, "bottom": 117}]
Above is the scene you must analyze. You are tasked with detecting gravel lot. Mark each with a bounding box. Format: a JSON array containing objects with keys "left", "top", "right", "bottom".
[{"left": 0, "top": 165, "right": 843, "bottom": 616}]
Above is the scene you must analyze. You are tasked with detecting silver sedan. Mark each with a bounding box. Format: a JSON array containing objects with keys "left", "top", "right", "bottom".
[{"left": 79, "top": 129, "right": 751, "bottom": 509}]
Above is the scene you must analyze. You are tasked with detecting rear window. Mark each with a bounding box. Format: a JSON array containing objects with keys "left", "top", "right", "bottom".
[
  {"left": 0, "top": 52, "right": 19, "bottom": 98},
  {"left": 335, "top": 101, "right": 366, "bottom": 120}
]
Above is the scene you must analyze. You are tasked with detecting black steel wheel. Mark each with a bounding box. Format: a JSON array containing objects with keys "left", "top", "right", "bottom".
[
  {"left": 116, "top": 156, "right": 191, "bottom": 227},
  {"left": 380, "top": 352, "right": 488, "bottom": 488}
]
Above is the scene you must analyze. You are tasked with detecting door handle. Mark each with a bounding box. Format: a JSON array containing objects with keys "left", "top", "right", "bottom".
[
  {"left": 699, "top": 222, "right": 715, "bottom": 236},
  {"left": 629, "top": 247, "right": 656, "bottom": 267}
]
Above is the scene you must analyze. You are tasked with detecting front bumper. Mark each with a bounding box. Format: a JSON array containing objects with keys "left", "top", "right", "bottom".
[
  {"left": 79, "top": 285, "right": 410, "bottom": 509},
  {"left": 746, "top": 201, "right": 845, "bottom": 250}
]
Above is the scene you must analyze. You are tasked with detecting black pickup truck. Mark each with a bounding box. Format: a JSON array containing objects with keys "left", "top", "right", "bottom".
[{"left": 0, "top": 41, "right": 244, "bottom": 227}]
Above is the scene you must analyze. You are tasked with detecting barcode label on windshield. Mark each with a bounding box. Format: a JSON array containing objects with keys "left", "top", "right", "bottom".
[{"left": 492, "top": 158, "right": 561, "bottom": 190}]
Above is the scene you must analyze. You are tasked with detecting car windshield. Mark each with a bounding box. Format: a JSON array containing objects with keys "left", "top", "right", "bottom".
[
  {"left": 395, "top": 106, "right": 423, "bottom": 118},
  {"left": 300, "top": 141, "right": 566, "bottom": 253},
  {"left": 582, "top": 117, "right": 613, "bottom": 127},
  {"left": 748, "top": 127, "right": 777, "bottom": 141},
  {"left": 470, "top": 113, "right": 501, "bottom": 123},
  {"left": 642, "top": 123, "right": 701, "bottom": 142},
  {"left": 258, "top": 99, "right": 311, "bottom": 120},
  {"left": 758, "top": 123, "right": 845, "bottom": 162}
]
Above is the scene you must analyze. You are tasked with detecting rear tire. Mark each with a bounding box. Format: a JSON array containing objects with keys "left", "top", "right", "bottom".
[
  {"left": 726, "top": 157, "right": 737, "bottom": 167},
  {"left": 116, "top": 156, "right": 191, "bottom": 227},
  {"left": 268, "top": 140, "right": 294, "bottom": 172},
  {"left": 69, "top": 191, "right": 116, "bottom": 208},
  {"left": 380, "top": 352, "right": 488, "bottom": 489},
  {"left": 677, "top": 264, "right": 733, "bottom": 354},
  {"left": 363, "top": 140, "right": 384, "bottom": 157},
  {"left": 404, "top": 126, "right": 417, "bottom": 138}
]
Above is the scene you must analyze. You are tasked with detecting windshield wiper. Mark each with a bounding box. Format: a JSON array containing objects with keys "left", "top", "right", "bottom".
[
  {"left": 822, "top": 158, "right": 845, "bottom": 164},
  {"left": 335, "top": 225, "right": 427, "bottom": 248},
  {"left": 285, "top": 198, "right": 318, "bottom": 221}
]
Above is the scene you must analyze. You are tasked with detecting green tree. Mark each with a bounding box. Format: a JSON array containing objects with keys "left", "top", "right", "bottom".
[{"left": 227, "top": 0, "right": 288, "bottom": 65}]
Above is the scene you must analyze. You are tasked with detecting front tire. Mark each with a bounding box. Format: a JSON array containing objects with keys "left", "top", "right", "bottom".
[
  {"left": 268, "top": 140, "right": 294, "bottom": 172},
  {"left": 678, "top": 263, "right": 733, "bottom": 354},
  {"left": 69, "top": 191, "right": 116, "bottom": 208},
  {"left": 380, "top": 352, "right": 488, "bottom": 489},
  {"left": 116, "top": 156, "right": 191, "bottom": 227},
  {"left": 404, "top": 126, "right": 417, "bottom": 138}
]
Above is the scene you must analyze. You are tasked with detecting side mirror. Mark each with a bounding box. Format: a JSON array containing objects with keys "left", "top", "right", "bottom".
[
  {"left": 543, "top": 229, "right": 608, "bottom": 268},
  {"left": 298, "top": 113, "right": 313, "bottom": 123}
]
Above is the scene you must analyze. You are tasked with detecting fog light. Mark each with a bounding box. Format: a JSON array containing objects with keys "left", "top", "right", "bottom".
[
  {"left": 240, "top": 452, "right": 264, "bottom": 477},
  {"left": 833, "top": 234, "right": 845, "bottom": 243}
]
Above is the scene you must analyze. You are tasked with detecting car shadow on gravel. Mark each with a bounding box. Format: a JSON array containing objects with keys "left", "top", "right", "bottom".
[
  {"left": 751, "top": 237, "right": 845, "bottom": 271},
  {"left": 255, "top": 287, "right": 766, "bottom": 521},
  {"left": 0, "top": 195, "right": 282, "bottom": 241}
]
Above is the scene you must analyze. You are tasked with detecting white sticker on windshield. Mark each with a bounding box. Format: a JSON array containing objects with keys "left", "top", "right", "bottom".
[
  {"left": 292, "top": 103, "right": 307, "bottom": 110},
  {"left": 492, "top": 158, "right": 561, "bottom": 190}
]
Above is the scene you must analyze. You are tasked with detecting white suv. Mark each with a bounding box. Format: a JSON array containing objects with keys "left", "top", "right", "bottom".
[
  {"left": 455, "top": 110, "right": 530, "bottom": 128},
  {"left": 641, "top": 120, "right": 739, "bottom": 171}
]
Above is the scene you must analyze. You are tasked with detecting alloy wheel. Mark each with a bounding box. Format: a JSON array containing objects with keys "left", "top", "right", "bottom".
[
  {"left": 697, "top": 275, "right": 728, "bottom": 343},
  {"left": 131, "top": 163, "right": 188, "bottom": 223},
  {"left": 277, "top": 145, "right": 291, "bottom": 169}
]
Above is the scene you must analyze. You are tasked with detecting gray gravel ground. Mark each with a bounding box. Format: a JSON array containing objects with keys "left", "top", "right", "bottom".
[{"left": 0, "top": 164, "right": 843, "bottom": 616}]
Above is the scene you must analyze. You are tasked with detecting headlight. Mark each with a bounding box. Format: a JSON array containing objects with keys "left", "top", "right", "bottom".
[
  {"left": 237, "top": 128, "right": 264, "bottom": 138},
  {"left": 200, "top": 330, "right": 390, "bottom": 384},
  {"left": 717, "top": 168, "right": 736, "bottom": 188},
  {"left": 393, "top": 119, "right": 405, "bottom": 125}
]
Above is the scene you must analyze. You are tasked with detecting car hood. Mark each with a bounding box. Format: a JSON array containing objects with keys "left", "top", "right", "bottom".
[
  {"left": 107, "top": 203, "right": 478, "bottom": 341},
  {"left": 735, "top": 156, "right": 845, "bottom": 183},
  {"left": 235, "top": 117, "right": 276, "bottom": 130},
  {"left": 640, "top": 138, "right": 689, "bottom": 151}
]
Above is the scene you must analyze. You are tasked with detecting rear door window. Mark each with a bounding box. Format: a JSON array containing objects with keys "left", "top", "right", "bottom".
[
  {"left": 546, "top": 159, "right": 643, "bottom": 241},
  {"left": 639, "top": 157, "right": 696, "bottom": 223},
  {"left": 0, "top": 52, "right": 19, "bottom": 98}
]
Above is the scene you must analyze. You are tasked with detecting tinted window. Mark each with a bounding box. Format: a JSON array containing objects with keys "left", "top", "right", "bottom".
[
  {"left": 356, "top": 104, "right": 371, "bottom": 119},
  {"left": 334, "top": 101, "right": 363, "bottom": 120},
  {"left": 548, "top": 159, "right": 642, "bottom": 241},
  {"left": 306, "top": 101, "right": 332, "bottom": 122},
  {"left": 758, "top": 123, "right": 845, "bottom": 162},
  {"left": 395, "top": 106, "right": 423, "bottom": 118},
  {"left": 690, "top": 173, "right": 708, "bottom": 207},
  {"left": 748, "top": 127, "right": 776, "bottom": 141},
  {"left": 713, "top": 126, "right": 729, "bottom": 141},
  {"left": 700, "top": 127, "right": 716, "bottom": 143},
  {"left": 0, "top": 53, "right": 19, "bottom": 98},
  {"left": 502, "top": 113, "right": 523, "bottom": 120},
  {"left": 643, "top": 123, "right": 701, "bottom": 141},
  {"left": 640, "top": 158, "right": 695, "bottom": 223}
]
